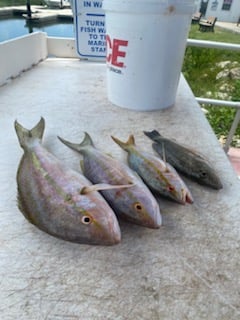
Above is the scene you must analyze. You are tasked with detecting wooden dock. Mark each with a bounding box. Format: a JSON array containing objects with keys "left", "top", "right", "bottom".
[{"left": 0, "top": 5, "right": 73, "bottom": 23}]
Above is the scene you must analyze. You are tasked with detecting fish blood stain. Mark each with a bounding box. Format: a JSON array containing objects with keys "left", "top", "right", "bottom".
[{"left": 167, "top": 185, "right": 175, "bottom": 192}]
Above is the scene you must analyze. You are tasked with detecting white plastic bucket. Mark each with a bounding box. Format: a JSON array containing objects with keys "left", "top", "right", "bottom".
[{"left": 103, "top": 0, "right": 196, "bottom": 111}]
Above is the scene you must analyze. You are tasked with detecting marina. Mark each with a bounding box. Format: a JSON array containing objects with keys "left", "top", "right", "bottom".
[
  {"left": 0, "top": 4, "right": 73, "bottom": 23},
  {"left": 0, "top": 5, "right": 74, "bottom": 42}
]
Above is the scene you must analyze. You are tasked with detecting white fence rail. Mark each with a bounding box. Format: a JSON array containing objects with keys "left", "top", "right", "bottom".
[
  {"left": 186, "top": 39, "right": 240, "bottom": 152},
  {"left": 196, "top": 98, "right": 240, "bottom": 152},
  {"left": 187, "top": 39, "right": 240, "bottom": 51}
]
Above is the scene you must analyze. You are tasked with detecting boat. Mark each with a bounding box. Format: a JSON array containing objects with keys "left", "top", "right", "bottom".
[{"left": 43, "top": 0, "right": 71, "bottom": 9}]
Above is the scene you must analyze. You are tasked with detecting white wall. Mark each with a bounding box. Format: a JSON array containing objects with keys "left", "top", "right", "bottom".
[
  {"left": 195, "top": 0, "right": 240, "bottom": 23},
  {"left": 47, "top": 37, "right": 78, "bottom": 58},
  {"left": 0, "top": 32, "right": 48, "bottom": 86},
  {"left": 206, "top": 0, "right": 240, "bottom": 22},
  {"left": 0, "top": 33, "right": 80, "bottom": 86}
]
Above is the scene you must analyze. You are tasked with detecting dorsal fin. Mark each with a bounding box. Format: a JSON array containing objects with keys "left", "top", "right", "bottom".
[{"left": 162, "top": 142, "right": 166, "bottom": 163}]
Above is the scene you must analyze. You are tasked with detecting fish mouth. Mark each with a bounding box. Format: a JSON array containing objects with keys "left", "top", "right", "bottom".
[
  {"left": 149, "top": 215, "right": 162, "bottom": 229},
  {"left": 179, "top": 189, "right": 194, "bottom": 205},
  {"left": 210, "top": 179, "right": 223, "bottom": 190},
  {"left": 93, "top": 230, "right": 121, "bottom": 246},
  {"left": 186, "top": 194, "right": 194, "bottom": 204},
  {"left": 139, "top": 213, "right": 162, "bottom": 229},
  {"left": 149, "top": 207, "right": 162, "bottom": 228},
  {"left": 109, "top": 227, "right": 121, "bottom": 245},
  {"left": 117, "top": 210, "right": 162, "bottom": 229},
  {"left": 88, "top": 214, "right": 121, "bottom": 246},
  {"left": 100, "top": 220, "right": 122, "bottom": 246}
]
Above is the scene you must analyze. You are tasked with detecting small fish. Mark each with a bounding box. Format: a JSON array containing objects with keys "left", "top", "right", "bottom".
[
  {"left": 15, "top": 118, "right": 121, "bottom": 245},
  {"left": 58, "top": 133, "right": 162, "bottom": 229},
  {"left": 111, "top": 135, "right": 194, "bottom": 205},
  {"left": 144, "top": 130, "right": 223, "bottom": 190}
]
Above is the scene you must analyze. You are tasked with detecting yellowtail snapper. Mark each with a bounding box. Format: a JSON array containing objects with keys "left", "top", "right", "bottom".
[
  {"left": 112, "top": 135, "right": 194, "bottom": 205},
  {"left": 58, "top": 133, "right": 162, "bottom": 229},
  {"left": 15, "top": 118, "right": 121, "bottom": 245}
]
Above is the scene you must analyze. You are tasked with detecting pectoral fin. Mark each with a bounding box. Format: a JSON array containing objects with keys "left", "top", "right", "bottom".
[
  {"left": 162, "top": 142, "right": 166, "bottom": 163},
  {"left": 161, "top": 142, "right": 172, "bottom": 173},
  {"left": 80, "top": 183, "right": 135, "bottom": 195},
  {"left": 80, "top": 160, "right": 85, "bottom": 173}
]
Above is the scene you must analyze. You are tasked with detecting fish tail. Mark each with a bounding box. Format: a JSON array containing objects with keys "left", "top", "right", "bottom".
[
  {"left": 58, "top": 132, "right": 94, "bottom": 153},
  {"left": 111, "top": 135, "right": 135, "bottom": 152},
  {"left": 144, "top": 130, "right": 162, "bottom": 141},
  {"left": 14, "top": 117, "right": 45, "bottom": 149}
]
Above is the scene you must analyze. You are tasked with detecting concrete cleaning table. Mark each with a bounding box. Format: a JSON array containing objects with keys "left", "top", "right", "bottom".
[{"left": 0, "top": 58, "right": 240, "bottom": 319}]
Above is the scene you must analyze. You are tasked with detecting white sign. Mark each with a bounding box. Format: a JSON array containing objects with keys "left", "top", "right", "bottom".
[{"left": 73, "top": 0, "right": 106, "bottom": 60}]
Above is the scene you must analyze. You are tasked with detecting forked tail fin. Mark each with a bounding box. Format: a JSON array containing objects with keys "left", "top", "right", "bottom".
[
  {"left": 111, "top": 134, "right": 135, "bottom": 152},
  {"left": 58, "top": 132, "right": 94, "bottom": 154},
  {"left": 14, "top": 117, "right": 45, "bottom": 150},
  {"left": 143, "top": 130, "right": 162, "bottom": 142}
]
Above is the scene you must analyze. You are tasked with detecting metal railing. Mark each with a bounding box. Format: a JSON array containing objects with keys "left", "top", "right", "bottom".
[{"left": 186, "top": 39, "right": 240, "bottom": 152}]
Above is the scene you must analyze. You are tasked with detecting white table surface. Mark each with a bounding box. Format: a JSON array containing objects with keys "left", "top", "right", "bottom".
[{"left": 0, "top": 58, "right": 239, "bottom": 319}]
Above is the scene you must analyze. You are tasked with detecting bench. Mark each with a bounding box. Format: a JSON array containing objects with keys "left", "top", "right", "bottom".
[
  {"left": 199, "top": 16, "right": 217, "bottom": 32},
  {"left": 192, "top": 12, "right": 202, "bottom": 24}
]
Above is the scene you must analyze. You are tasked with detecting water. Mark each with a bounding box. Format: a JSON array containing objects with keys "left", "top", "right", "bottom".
[{"left": 0, "top": 17, "right": 74, "bottom": 42}]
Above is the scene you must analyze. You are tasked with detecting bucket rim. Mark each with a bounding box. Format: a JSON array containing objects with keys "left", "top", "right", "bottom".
[{"left": 102, "top": 0, "right": 196, "bottom": 14}]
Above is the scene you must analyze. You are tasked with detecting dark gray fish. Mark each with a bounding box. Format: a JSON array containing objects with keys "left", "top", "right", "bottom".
[
  {"left": 15, "top": 118, "right": 121, "bottom": 245},
  {"left": 144, "top": 130, "right": 223, "bottom": 190}
]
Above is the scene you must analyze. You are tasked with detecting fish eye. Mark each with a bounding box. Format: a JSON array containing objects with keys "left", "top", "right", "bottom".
[
  {"left": 81, "top": 215, "right": 93, "bottom": 225},
  {"left": 199, "top": 171, "right": 207, "bottom": 178},
  {"left": 134, "top": 202, "right": 143, "bottom": 211}
]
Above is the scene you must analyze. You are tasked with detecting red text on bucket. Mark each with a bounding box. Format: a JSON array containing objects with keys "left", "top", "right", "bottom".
[{"left": 106, "top": 35, "right": 128, "bottom": 68}]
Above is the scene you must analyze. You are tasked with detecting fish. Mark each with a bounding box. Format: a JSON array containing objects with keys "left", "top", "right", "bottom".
[
  {"left": 111, "top": 135, "right": 194, "bottom": 205},
  {"left": 144, "top": 130, "right": 223, "bottom": 190},
  {"left": 15, "top": 118, "right": 121, "bottom": 246},
  {"left": 58, "top": 133, "right": 162, "bottom": 229}
]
